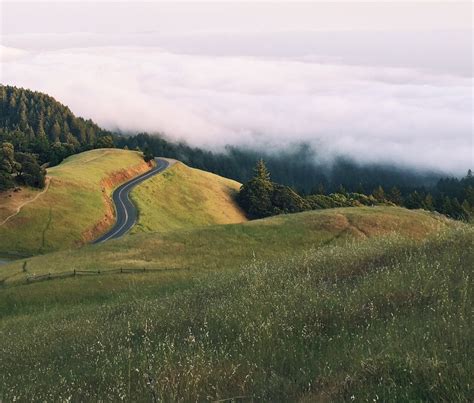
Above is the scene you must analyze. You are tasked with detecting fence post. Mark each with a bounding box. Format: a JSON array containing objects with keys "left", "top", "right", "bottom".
[
  {"left": 73, "top": 269, "right": 76, "bottom": 276},
  {"left": 98, "top": 269, "right": 100, "bottom": 274},
  {"left": 121, "top": 268, "right": 123, "bottom": 273}
]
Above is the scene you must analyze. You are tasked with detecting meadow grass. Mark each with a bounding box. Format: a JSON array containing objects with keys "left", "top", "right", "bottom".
[
  {"left": 0, "top": 206, "right": 453, "bottom": 286},
  {"left": 0, "top": 149, "right": 149, "bottom": 257},
  {"left": 0, "top": 224, "right": 471, "bottom": 401},
  {"left": 131, "top": 162, "right": 247, "bottom": 233}
]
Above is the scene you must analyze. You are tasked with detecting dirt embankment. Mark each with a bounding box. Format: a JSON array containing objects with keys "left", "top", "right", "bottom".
[{"left": 82, "top": 160, "right": 154, "bottom": 243}]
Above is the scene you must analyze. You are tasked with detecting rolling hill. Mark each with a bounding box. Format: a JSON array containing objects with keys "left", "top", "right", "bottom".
[
  {"left": 0, "top": 206, "right": 456, "bottom": 285},
  {"left": 0, "top": 149, "right": 151, "bottom": 257},
  {"left": 0, "top": 149, "right": 247, "bottom": 258},
  {"left": 0, "top": 207, "right": 471, "bottom": 401},
  {"left": 0, "top": 142, "right": 471, "bottom": 402},
  {"left": 131, "top": 161, "right": 247, "bottom": 233}
]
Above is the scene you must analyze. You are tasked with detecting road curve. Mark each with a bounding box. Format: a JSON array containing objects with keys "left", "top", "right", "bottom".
[{"left": 92, "top": 158, "right": 170, "bottom": 244}]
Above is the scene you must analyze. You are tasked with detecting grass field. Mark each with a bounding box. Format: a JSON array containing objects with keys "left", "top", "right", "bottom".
[
  {"left": 131, "top": 161, "right": 247, "bottom": 233},
  {"left": 0, "top": 213, "right": 471, "bottom": 401},
  {"left": 0, "top": 149, "right": 151, "bottom": 257},
  {"left": 0, "top": 149, "right": 471, "bottom": 400},
  {"left": 0, "top": 151, "right": 247, "bottom": 258},
  {"left": 0, "top": 206, "right": 454, "bottom": 285}
]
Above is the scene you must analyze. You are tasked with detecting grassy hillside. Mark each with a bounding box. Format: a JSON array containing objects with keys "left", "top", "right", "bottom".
[
  {"left": 131, "top": 161, "right": 246, "bottom": 233},
  {"left": 0, "top": 213, "right": 471, "bottom": 400},
  {"left": 0, "top": 152, "right": 247, "bottom": 258},
  {"left": 0, "top": 206, "right": 454, "bottom": 285},
  {"left": 0, "top": 149, "right": 151, "bottom": 257}
]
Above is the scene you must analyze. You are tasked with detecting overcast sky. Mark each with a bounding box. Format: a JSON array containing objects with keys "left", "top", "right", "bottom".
[{"left": 1, "top": 1, "right": 472, "bottom": 173}]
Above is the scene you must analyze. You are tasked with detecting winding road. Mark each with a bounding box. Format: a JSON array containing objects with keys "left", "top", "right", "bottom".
[{"left": 93, "top": 158, "right": 170, "bottom": 244}]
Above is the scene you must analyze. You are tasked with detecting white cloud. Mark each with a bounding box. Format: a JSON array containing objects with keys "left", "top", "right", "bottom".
[{"left": 1, "top": 45, "right": 472, "bottom": 173}]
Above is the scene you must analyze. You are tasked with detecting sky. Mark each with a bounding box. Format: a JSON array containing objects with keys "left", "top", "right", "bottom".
[{"left": 0, "top": 1, "right": 473, "bottom": 173}]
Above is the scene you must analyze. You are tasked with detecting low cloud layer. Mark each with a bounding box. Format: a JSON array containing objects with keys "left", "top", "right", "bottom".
[{"left": 1, "top": 44, "right": 472, "bottom": 173}]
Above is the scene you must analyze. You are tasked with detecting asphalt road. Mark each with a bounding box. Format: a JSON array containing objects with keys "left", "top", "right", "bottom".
[{"left": 92, "top": 158, "right": 170, "bottom": 244}]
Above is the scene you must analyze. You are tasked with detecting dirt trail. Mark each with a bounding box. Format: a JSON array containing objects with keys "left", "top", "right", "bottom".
[{"left": 0, "top": 178, "right": 51, "bottom": 227}]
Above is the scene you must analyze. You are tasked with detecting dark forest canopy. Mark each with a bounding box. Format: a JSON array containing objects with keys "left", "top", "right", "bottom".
[
  {"left": 0, "top": 85, "right": 114, "bottom": 166},
  {"left": 117, "top": 133, "right": 443, "bottom": 195},
  {"left": 237, "top": 160, "right": 473, "bottom": 222},
  {"left": 1, "top": 85, "right": 471, "bottom": 216}
]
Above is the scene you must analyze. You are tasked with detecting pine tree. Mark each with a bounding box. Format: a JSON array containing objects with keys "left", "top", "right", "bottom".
[
  {"left": 423, "top": 193, "right": 434, "bottom": 211},
  {"left": 337, "top": 184, "right": 347, "bottom": 195},
  {"left": 405, "top": 191, "right": 424, "bottom": 209},
  {"left": 388, "top": 186, "right": 403, "bottom": 205},
  {"left": 237, "top": 160, "right": 274, "bottom": 219},
  {"left": 372, "top": 186, "right": 385, "bottom": 202},
  {"left": 51, "top": 121, "right": 61, "bottom": 142},
  {"left": 441, "top": 196, "right": 453, "bottom": 217},
  {"left": 254, "top": 159, "right": 270, "bottom": 181},
  {"left": 461, "top": 199, "right": 471, "bottom": 214}
]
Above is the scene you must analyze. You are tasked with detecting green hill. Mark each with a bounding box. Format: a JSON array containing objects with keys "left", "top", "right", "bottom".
[
  {"left": 0, "top": 206, "right": 455, "bottom": 283},
  {"left": 131, "top": 161, "right": 247, "bottom": 233},
  {"left": 0, "top": 207, "right": 471, "bottom": 401},
  {"left": 0, "top": 149, "right": 151, "bottom": 257},
  {"left": 0, "top": 149, "right": 247, "bottom": 257}
]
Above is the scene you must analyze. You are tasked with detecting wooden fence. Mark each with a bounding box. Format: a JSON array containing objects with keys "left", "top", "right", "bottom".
[{"left": 25, "top": 267, "right": 189, "bottom": 284}]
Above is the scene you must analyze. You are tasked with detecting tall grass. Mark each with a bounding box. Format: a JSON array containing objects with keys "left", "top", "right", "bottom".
[{"left": 1, "top": 226, "right": 472, "bottom": 401}]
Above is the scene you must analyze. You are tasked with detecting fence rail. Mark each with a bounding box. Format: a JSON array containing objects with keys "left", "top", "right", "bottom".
[{"left": 24, "top": 266, "right": 189, "bottom": 284}]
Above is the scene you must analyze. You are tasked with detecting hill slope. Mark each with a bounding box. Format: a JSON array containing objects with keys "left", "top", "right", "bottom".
[
  {"left": 0, "top": 149, "right": 247, "bottom": 257},
  {"left": 0, "top": 206, "right": 455, "bottom": 284},
  {"left": 131, "top": 161, "right": 246, "bottom": 233},
  {"left": 0, "top": 209, "right": 470, "bottom": 401},
  {"left": 0, "top": 149, "right": 151, "bottom": 256}
]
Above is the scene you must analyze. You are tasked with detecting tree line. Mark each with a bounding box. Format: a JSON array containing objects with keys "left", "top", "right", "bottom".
[
  {"left": 1, "top": 84, "right": 471, "bottom": 222},
  {"left": 0, "top": 142, "right": 46, "bottom": 190},
  {"left": 118, "top": 133, "right": 441, "bottom": 195},
  {"left": 0, "top": 85, "right": 115, "bottom": 167},
  {"left": 238, "top": 161, "right": 473, "bottom": 221}
]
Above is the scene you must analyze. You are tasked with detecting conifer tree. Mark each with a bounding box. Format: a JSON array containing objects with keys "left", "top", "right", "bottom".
[
  {"left": 372, "top": 186, "right": 385, "bottom": 202},
  {"left": 388, "top": 186, "right": 403, "bottom": 205},
  {"left": 237, "top": 159, "right": 274, "bottom": 218}
]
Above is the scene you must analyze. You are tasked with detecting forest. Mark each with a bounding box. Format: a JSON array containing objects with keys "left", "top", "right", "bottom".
[
  {"left": 0, "top": 85, "right": 114, "bottom": 166},
  {"left": 238, "top": 160, "right": 474, "bottom": 221},
  {"left": 1, "top": 85, "right": 472, "bottom": 220}
]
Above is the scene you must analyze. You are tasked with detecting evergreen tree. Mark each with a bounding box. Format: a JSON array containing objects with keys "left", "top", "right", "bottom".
[
  {"left": 143, "top": 147, "right": 154, "bottom": 163},
  {"left": 441, "top": 196, "right": 453, "bottom": 217},
  {"left": 404, "top": 191, "right": 424, "bottom": 209},
  {"left": 51, "top": 121, "right": 61, "bottom": 142},
  {"left": 96, "top": 135, "right": 115, "bottom": 148},
  {"left": 423, "top": 193, "right": 434, "bottom": 211},
  {"left": 372, "top": 186, "right": 385, "bottom": 202},
  {"left": 388, "top": 186, "right": 403, "bottom": 205},
  {"left": 237, "top": 160, "right": 274, "bottom": 219},
  {"left": 337, "top": 184, "right": 347, "bottom": 196},
  {"left": 254, "top": 159, "right": 270, "bottom": 181}
]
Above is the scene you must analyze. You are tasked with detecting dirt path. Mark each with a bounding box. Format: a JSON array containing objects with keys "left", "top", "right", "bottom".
[{"left": 0, "top": 178, "right": 51, "bottom": 227}]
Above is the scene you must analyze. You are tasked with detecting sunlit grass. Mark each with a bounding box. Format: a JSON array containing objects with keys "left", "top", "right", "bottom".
[
  {"left": 0, "top": 149, "right": 148, "bottom": 257},
  {"left": 131, "top": 161, "right": 247, "bottom": 233}
]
